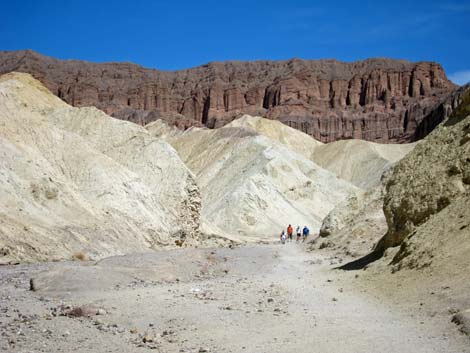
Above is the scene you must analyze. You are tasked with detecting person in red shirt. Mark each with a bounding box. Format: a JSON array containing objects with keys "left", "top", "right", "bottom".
[{"left": 287, "top": 224, "right": 293, "bottom": 243}]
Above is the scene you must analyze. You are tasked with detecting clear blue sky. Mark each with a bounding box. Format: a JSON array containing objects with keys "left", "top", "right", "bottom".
[{"left": 1, "top": 0, "right": 469, "bottom": 84}]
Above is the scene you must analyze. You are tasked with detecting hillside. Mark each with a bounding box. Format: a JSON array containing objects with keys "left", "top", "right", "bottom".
[
  {"left": 379, "top": 93, "right": 470, "bottom": 266},
  {"left": 0, "top": 73, "right": 201, "bottom": 263},
  {"left": 334, "top": 86, "right": 470, "bottom": 276},
  {"left": 313, "top": 139, "right": 415, "bottom": 189},
  {"left": 165, "top": 121, "right": 358, "bottom": 241},
  {"left": 225, "top": 115, "right": 323, "bottom": 159},
  {"left": 224, "top": 115, "right": 414, "bottom": 190}
]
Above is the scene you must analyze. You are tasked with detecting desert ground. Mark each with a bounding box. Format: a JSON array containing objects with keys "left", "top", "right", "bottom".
[{"left": 1, "top": 242, "right": 469, "bottom": 353}]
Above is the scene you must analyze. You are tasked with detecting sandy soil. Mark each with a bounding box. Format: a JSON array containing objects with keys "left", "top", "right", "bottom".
[{"left": 1, "top": 244, "right": 468, "bottom": 353}]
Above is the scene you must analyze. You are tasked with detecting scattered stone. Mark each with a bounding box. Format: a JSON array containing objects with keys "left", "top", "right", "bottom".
[
  {"left": 452, "top": 309, "right": 470, "bottom": 335},
  {"left": 97, "top": 324, "right": 108, "bottom": 332},
  {"left": 319, "top": 241, "right": 334, "bottom": 250},
  {"left": 143, "top": 334, "right": 154, "bottom": 343},
  {"left": 267, "top": 298, "right": 274, "bottom": 303},
  {"left": 161, "top": 329, "right": 174, "bottom": 336},
  {"left": 130, "top": 328, "right": 138, "bottom": 334},
  {"left": 66, "top": 305, "right": 98, "bottom": 318},
  {"left": 96, "top": 308, "right": 107, "bottom": 315}
]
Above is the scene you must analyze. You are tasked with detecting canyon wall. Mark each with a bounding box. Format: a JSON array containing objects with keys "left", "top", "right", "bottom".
[{"left": 0, "top": 50, "right": 459, "bottom": 142}]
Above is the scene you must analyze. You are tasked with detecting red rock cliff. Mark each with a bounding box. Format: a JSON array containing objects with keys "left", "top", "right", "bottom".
[{"left": 0, "top": 50, "right": 458, "bottom": 142}]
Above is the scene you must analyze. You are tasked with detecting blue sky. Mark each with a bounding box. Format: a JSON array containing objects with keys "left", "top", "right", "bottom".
[{"left": 1, "top": 0, "right": 469, "bottom": 84}]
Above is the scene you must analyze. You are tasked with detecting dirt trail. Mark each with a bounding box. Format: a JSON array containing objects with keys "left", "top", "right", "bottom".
[
  {"left": 264, "top": 244, "right": 468, "bottom": 353},
  {"left": 1, "top": 244, "right": 468, "bottom": 353}
]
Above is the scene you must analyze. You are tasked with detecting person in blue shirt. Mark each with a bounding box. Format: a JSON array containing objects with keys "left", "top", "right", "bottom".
[{"left": 302, "top": 226, "right": 309, "bottom": 242}]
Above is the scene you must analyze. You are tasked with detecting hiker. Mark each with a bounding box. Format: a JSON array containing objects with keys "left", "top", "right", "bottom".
[
  {"left": 280, "top": 230, "right": 286, "bottom": 244},
  {"left": 296, "top": 226, "right": 301, "bottom": 242},
  {"left": 302, "top": 225, "right": 309, "bottom": 242},
  {"left": 287, "top": 224, "right": 293, "bottom": 242}
]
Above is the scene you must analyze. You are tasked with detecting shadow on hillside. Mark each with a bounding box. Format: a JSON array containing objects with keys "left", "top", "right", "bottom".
[
  {"left": 444, "top": 84, "right": 470, "bottom": 127},
  {"left": 336, "top": 249, "right": 385, "bottom": 270}
]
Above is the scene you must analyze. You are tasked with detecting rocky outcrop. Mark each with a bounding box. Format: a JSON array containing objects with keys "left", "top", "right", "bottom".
[
  {"left": 313, "top": 186, "right": 388, "bottom": 258},
  {"left": 413, "top": 84, "right": 469, "bottom": 140},
  {"left": 0, "top": 50, "right": 458, "bottom": 143},
  {"left": 341, "top": 88, "right": 470, "bottom": 270},
  {"left": 381, "top": 105, "right": 470, "bottom": 251}
]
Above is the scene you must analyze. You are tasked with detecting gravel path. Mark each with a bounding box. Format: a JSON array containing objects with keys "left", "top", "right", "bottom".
[{"left": 1, "top": 244, "right": 468, "bottom": 352}]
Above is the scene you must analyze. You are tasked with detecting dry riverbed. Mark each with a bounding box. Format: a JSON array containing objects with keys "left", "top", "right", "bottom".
[{"left": 1, "top": 244, "right": 469, "bottom": 353}]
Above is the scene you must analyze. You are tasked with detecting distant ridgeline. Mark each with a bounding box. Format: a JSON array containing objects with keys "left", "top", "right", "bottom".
[{"left": 0, "top": 50, "right": 463, "bottom": 143}]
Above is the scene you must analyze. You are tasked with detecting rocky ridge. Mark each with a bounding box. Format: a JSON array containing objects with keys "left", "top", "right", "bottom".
[
  {"left": 333, "top": 88, "right": 470, "bottom": 273},
  {"left": 380, "top": 101, "right": 470, "bottom": 258},
  {"left": 0, "top": 50, "right": 459, "bottom": 143}
]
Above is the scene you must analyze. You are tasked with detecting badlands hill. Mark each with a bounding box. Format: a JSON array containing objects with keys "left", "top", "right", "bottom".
[
  {"left": 161, "top": 123, "right": 357, "bottom": 241},
  {"left": 0, "top": 50, "right": 459, "bottom": 143},
  {"left": 223, "top": 115, "right": 414, "bottom": 190},
  {"left": 225, "top": 115, "right": 323, "bottom": 160},
  {"left": 0, "top": 73, "right": 201, "bottom": 263},
  {"left": 313, "top": 139, "right": 415, "bottom": 189},
  {"left": 149, "top": 114, "right": 415, "bottom": 242}
]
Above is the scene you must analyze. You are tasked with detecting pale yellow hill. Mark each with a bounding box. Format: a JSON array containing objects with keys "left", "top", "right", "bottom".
[
  {"left": 0, "top": 73, "right": 201, "bottom": 263},
  {"left": 313, "top": 139, "right": 415, "bottom": 189},
  {"left": 226, "top": 115, "right": 323, "bottom": 159},
  {"left": 169, "top": 123, "right": 358, "bottom": 241}
]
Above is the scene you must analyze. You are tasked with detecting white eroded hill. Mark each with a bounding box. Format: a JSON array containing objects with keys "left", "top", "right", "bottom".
[
  {"left": 226, "top": 115, "right": 323, "bottom": 159},
  {"left": 225, "top": 115, "right": 414, "bottom": 190},
  {"left": 0, "top": 73, "right": 201, "bottom": 263},
  {"left": 165, "top": 123, "right": 358, "bottom": 241},
  {"left": 313, "top": 139, "right": 415, "bottom": 189}
]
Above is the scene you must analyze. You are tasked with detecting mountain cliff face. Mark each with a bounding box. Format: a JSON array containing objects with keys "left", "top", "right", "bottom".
[{"left": 0, "top": 50, "right": 458, "bottom": 143}]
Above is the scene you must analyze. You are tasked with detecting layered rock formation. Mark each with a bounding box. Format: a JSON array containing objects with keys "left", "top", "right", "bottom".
[
  {"left": 0, "top": 73, "right": 201, "bottom": 263},
  {"left": 0, "top": 50, "right": 458, "bottom": 143}
]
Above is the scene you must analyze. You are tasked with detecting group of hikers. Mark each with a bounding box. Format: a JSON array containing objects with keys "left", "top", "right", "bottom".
[{"left": 280, "top": 224, "right": 309, "bottom": 244}]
